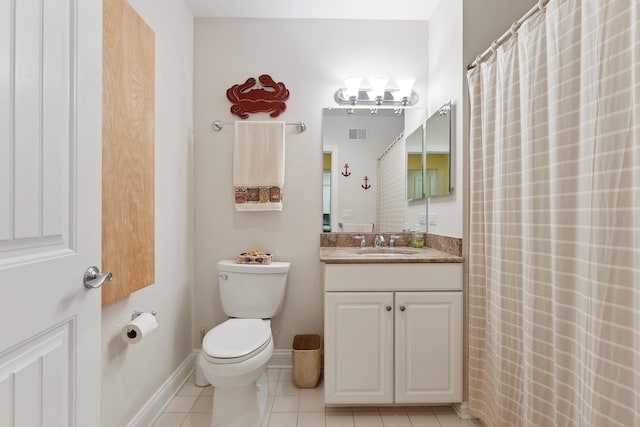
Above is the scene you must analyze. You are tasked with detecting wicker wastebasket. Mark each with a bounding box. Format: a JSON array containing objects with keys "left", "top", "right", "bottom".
[{"left": 292, "top": 334, "right": 321, "bottom": 388}]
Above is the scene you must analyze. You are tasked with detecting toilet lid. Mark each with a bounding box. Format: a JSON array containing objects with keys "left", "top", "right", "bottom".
[{"left": 203, "top": 319, "right": 271, "bottom": 360}]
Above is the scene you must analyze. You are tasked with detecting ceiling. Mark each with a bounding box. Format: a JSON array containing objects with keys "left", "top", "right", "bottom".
[{"left": 183, "top": 0, "right": 439, "bottom": 21}]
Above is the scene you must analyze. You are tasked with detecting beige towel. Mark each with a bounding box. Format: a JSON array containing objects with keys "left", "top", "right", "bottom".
[
  {"left": 233, "top": 121, "right": 285, "bottom": 211},
  {"left": 342, "top": 223, "right": 374, "bottom": 232}
]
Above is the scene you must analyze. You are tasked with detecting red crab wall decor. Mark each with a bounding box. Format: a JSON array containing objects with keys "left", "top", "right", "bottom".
[{"left": 226, "top": 74, "right": 290, "bottom": 119}]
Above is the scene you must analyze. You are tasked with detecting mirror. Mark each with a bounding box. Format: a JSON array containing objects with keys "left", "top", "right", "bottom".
[
  {"left": 322, "top": 108, "right": 428, "bottom": 233},
  {"left": 405, "top": 124, "right": 424, "bottom": 201},
  {"left": 425, "top": 101, "right": 454, "bottom": 197}
]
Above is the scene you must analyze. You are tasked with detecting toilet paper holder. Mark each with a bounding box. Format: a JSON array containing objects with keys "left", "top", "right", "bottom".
[{"left": 132, "top": 310, "right": 157, "bottom": 320}]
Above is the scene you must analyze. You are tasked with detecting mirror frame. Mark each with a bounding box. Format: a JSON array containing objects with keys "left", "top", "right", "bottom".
[
  {"left": 405, "top": 122, "right": 426, "bottom": 202},
  {"left": 425, "top": 100, "right": 454, "bottom": 198}
]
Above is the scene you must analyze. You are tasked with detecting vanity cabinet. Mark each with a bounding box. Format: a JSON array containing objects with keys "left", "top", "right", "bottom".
[{"left": 323, "top": 263, "right": 462, "bottom": 405}]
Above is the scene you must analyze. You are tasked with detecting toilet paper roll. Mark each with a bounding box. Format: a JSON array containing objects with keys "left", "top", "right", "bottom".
[{"left": 121, "top": 312, "right": 158, "bottom": 344}]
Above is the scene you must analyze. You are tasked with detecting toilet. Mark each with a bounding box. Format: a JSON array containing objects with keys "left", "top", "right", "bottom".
[{"left": 199, "top": 260, "right": 290, "bottom": 427}]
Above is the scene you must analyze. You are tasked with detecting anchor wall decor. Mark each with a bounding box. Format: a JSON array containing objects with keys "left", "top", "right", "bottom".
[
  {"left": 341, "top": 163, "right": 351, "bottom": 177},
  {"left": 361, "top": 176, "right": 371, "bottom": 190},
  {"left": 226, "top": 74, "right": 290, "bottom": 119}
]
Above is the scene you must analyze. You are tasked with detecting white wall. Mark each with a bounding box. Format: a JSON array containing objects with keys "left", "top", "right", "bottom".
[
  {"left": 193, "top": 18, "right": 429, "bottom": 350},
  {"left": 425, "top": 0, "right": 536, "bottom": 239},
  {"left": 426, "top": 0, "right": 464, "bottom": 238},
  {"left": 463, "top": 0, "right": 537, "bottom": 66},
  {"left": 100, "top": 1, "right": 194, "bottom": 426}
]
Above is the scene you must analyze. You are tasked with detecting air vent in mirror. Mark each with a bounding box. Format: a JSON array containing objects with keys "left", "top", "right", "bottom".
[{"left": 348, "top": 128, "right": 367, "bottom": 140}]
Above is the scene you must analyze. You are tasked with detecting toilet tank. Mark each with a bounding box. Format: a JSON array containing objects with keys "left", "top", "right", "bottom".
[{"left": 217, "top": 260, "right": 290, "bottom": 319}]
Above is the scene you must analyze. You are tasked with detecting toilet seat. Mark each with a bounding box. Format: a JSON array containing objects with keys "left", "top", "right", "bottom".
[{"left": 202, "top": 318, "right": 271, "bottom": 364}]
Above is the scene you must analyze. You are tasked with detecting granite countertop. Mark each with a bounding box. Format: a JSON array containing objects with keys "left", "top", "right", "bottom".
[{"left": 320, "top": 246, "right": 464, "bottom": 264}]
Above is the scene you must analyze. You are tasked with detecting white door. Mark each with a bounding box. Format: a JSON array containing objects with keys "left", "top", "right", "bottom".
[
  {"left": 0, "top": 0, "right": 103, "bottom": 426},
  {"left": 324, "top": 292, "right": 394, "bottom": 405},
  {"left": 395, "top": 292, "right": 463, "bottom": 403}
]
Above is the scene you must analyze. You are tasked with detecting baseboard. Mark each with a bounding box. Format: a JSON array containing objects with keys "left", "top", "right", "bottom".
[
  {"left": 126, "top": 351, "right": 197, "bottom": 427},
  {"left": 453, "top": 401, "right": 477, "bottom": 420},
  {"left": 268, "top": 348, "right": 292, "bottom": 368}
]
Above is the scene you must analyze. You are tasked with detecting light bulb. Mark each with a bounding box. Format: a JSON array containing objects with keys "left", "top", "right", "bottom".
[
  {"left": 396, "top": 77, "right": 416, "bottom": 99},
  {"left": 344, "top": 77, "right": 362, "bottom": 99},
  {"left": 369, "top": 77, "right": 388, "bottom": 103}
]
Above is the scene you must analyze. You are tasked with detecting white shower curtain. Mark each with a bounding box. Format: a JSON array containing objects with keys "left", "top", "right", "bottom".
[{"left": 467, "top": 1, "right": 640, "bottom": 426}]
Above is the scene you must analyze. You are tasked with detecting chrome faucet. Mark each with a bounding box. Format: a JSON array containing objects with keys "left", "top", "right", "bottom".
[
  {"left": 389, "top": 235, "right": 401, "bottom": 247},
  {"left": 353, "top": 235, "right": 366, "bottom": 248},
  {"left": 374, "top": 235, "right": 385, "bottom": 248}
]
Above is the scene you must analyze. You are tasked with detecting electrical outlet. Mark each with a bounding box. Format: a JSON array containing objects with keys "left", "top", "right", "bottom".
[
  {"left": 342, "top": 209, "right": 354, "bottom": 219},
  {"left": 429, "top": 213, "right": 438, "bottom": 226},
  {"left": 418, "top": 213, "right": 426, "bottom": 224}
]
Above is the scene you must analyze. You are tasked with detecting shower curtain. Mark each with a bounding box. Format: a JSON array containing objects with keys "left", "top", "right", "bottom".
[
  {"left": 377, "top": 135, "right": 406, "bottom": 232},
  {"left": 467, "top": 1, "right": 640, "bottom": 426}
]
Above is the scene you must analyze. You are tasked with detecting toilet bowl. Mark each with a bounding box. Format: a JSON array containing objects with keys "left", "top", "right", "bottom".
[
  {"left": 198, "top": 260, "right": 290, "bottom": 427},
  {"left": 199, "top": 319, "right": 273, "bottom": 427}
]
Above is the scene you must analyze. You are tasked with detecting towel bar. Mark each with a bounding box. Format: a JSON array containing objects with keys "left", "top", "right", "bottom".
[{"left": 212, "top": 120, "right": 307, "bottom": 133}]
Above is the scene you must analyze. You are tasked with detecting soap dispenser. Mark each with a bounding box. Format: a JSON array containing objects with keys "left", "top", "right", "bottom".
[{"left": 411, "top": 226, "right": 424, "bottom": 248}]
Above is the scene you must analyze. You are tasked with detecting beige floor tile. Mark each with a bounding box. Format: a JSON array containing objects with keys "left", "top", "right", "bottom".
[
  {"left": 404, "top": 406, "right": 435, "bottom": 414},
  {"left": 272, "top": 395, "right": 300, "bottom": 412},
  {"left": 179, "top": 412, "right": 211, "bottom": 427},
  {"left": 325, "top": 406, "right": 352, "bottom": 412},
  {"left": 299, "top": 385, "right": 324, "bottom": 396},
  {"left": 265, "top": 395, "right": 276, "bottom": 413},
  {"left": 269, "top": 380, "right": 279, "bottom": 395},
  {"left": 164, "top": 396, "right": 198, "bottom": 413},
  {"left": 436, "top": 413, "right": 470, "bottom": 427},
  {"left": 152, "top": 413, "right": 188, "bottom": 427},
  {"left": 158, "top": 375, "right": 475, "bottom": 427},
  {"left": 432, "top": 405, "right": 455, "bottom": 414},
  {"left": 299, "top": 395, "right": 325, "bottom": 412},
  {"left": 190, "top": 395, "right": 213, "bottom": 413},
  {"left": 325, "top": 412, "right": 355, "bottom": 427},
  {"left": 297, "top": 412, "right": 326, "bottom": 427},
  {"left": 177, "top": 379, "right": 205, "bottom": 397},
  {"left": 268, "top": 412, "right": 298, "bottom": 427},
  {"left": 407, "top": 412, "right": 441, "bottom": 427},
  {"left": 267, "top": 368, "right": 281, "bottom": 381},
  {"left": 353, "top": 411, "right": 383, "bottom": 427},
  {"left": 379, "top": 410, "right": 412, "bottom": 427},
  {"left": 279, "top": 368, "right": 293, "bottom": 382},
  {"left": 277, "top": 381, "right": 302, "bottom": 396}
]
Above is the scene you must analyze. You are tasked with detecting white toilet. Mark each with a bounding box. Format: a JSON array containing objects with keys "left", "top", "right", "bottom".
[{"left": 199, "top": 260, "right": 290, "bottom": 427}]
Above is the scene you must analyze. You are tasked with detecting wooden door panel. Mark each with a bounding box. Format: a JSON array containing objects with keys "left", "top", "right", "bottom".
[{"left": 102, "top": 0, "right": 155, "bottom": 304}]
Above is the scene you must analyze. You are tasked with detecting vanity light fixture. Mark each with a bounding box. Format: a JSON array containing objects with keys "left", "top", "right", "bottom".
[
  {"left": 369, "top": 77, "right": 389, "bottom": 105},
  {"left": 334, "top": 77, "right": 419, "bottom": 107},
  {"left": 396, "top": 78, "right": 417, "bottom": 106},
  {"left": 344, "top": 77, "right": 363, "bottom": 105}
]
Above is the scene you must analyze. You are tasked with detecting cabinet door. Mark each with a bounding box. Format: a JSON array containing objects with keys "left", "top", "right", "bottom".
[
  {"left": 324, "top": 292, "right": 394, "bottom": 404},
  {"left": 395, "top": 292, "right": 462, "bottom": 403}
]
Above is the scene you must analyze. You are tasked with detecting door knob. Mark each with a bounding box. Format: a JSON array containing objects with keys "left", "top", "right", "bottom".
[
  {"left": 399, "top": 305, "right": 406, "bottom": 311},
  {"left": 84, "top": 266, "right": 113, "bottom": 289},
  {"left": 385, "top": 305, "right": 392, "bottom": 312}
]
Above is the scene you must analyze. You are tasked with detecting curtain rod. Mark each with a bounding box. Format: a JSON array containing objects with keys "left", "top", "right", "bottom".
[
  {"left": 212, "top": 120, "right": 307, "bottom": 133},
  {"left": 467, "top": 0, "right": 550, "bottom": 70}
]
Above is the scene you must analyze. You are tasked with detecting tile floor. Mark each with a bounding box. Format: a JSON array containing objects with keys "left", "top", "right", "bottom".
[{"left": 152, "top": 368, "right": 483, "bottom": 427}]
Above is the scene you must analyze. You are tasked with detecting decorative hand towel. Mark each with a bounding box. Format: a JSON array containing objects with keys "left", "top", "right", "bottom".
[{"left": 233, "top": 121, "right": 285, "bottom": 211}]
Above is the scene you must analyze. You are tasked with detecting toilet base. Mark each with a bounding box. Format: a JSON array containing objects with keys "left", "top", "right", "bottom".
[{"left": 210, "top": 372, "right": 269, "bottom": 427}]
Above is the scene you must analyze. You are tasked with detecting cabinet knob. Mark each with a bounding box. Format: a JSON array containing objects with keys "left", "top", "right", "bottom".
[
  {"left": 399, "top": 305, "right": 406, "bottom": 311},
  {"left": 385, "top": 305, "right": 392, "bottom": 312}
]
